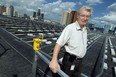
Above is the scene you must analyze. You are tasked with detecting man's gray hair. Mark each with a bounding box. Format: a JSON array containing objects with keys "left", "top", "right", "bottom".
[{"left": 78, "top": 5, "right": 93, "bottom": 15}]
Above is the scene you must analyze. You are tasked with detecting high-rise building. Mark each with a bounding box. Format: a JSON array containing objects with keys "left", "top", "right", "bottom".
[
  {"left": 41, "top": 13, "right": 44, "bottom": 19},
  {"left": 10, "top": 5, "right": 14, "bottom": 17},
  {"left": 33, "top": 12, "right": 36, "bottom": 18},
  {"left": 24, "top": 13, "right": 30, "bottom": 19},
  {"left": 0, "top": 6, "right": 2, "bottom": 15},
  {"left": 6, "top": 6, "right": 10, "bottom": 16},
  {"left": 14, "top": 11, "right": 18, "bottom": 17},
  {"left": 60, "top": 10, "right": 78, "bottom": 26},
  {"left": 37, "top": 9, "right": 41, "bottom": 16},
  {"left": 1, "top": 5, "right": 6, "bottom": 15},
  {"left": 60, "top": 10, "right": 71, "bottom": 26},
  {"left": 70, "top": 11, "right": 78, "bottom": 23}
]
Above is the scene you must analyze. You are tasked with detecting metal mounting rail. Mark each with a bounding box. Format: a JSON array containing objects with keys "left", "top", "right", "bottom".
[{"left": 35, "top": 50, "right": 69, "bottom": 77}]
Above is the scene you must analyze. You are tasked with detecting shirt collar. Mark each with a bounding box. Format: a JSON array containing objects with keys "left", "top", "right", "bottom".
[{"left": 75, "top": 21, "right": 87, "bottom": 31}]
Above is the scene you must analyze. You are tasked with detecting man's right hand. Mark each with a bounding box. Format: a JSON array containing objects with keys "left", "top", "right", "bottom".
[{"left": 49, "top": 60, "right": 60, "bottom": 73}]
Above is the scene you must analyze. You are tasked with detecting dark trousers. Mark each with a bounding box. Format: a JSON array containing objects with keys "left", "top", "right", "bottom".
[{"left": 61, "top": 52, "right": 83, "bottom": 77}]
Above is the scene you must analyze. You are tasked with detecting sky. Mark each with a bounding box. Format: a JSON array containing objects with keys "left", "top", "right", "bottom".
[{"left": 0, "top": 0, "right": 116, "bottom": 27}]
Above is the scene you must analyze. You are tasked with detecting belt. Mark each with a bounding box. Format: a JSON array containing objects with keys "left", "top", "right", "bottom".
[{"left": 65, "top": 52, "right": 82, "bottom": 60}]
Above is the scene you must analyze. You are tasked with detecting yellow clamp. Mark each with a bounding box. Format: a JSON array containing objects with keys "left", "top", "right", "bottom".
[{"left": 33, "top": 34, "right": 43, "bottom": 51}]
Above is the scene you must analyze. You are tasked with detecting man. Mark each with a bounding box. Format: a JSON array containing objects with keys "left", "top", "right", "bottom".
[{"left": 49, "top": 5, "right": 92, "bottom": 77}]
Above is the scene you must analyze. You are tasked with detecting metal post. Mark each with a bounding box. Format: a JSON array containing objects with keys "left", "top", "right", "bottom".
[
  {"left": 32, "top": 37, "right": 42, "bottom": 77},
  {"left": 32, "top": 52, "right": 38, "bottom": 77}
]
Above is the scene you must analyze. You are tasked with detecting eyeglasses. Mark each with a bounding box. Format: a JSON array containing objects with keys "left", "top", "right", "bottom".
[{"left": 79, "top": 14, "right": 91, "bottom": 18}]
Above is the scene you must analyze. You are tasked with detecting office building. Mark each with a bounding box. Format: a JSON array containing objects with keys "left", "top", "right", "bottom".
[
  {"left": 10, "top": 5, "right": 14, "bottom": 17},
  {"left": 70, "top": 11, "right": 78, "bottom": 23},
  {"left": 41, "top": 13, "right": 44, "bottom": 19},
  {"left": 14, "top": 11, "right": 18, "bottom": 17},
  {"left": 6, "top": 6, "right": 10, "bottom": 16},
  {"left": 60, "top": 10, "right": 78, "bottom": 26},
  {"left": 60, "top": 10, "right": 71, "bottom": 26},
  {"left": 33, "top": 12, "right": 36, "bottom": 19},
  {"left": 37, "top": 9, "right": 41, "bottom": 16},
  {"left": 1, "top": 5, "right": 6, "bottom": 15},
  {"left": 0, "top": 6, "right": 2, "bottom": 15}
]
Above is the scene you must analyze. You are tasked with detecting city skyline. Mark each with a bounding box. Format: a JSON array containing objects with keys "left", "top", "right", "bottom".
[{"left": 0, "top": 0, "right": 116, "bottom": 27}]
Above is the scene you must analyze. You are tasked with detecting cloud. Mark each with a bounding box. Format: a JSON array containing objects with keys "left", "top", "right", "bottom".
[
  {"left": 92, "top": 2, "right": 116, "bottom": 27},
  {"left": 102, "top": 13, "right": 116, "bottom": 22},
  {"left": 108, "top": 2, "right": 116, "bottom": 12},
  {"left": 93, "top": 13, "right": 116, "bottom": 28},
  {"left": 27, "top": 8, "right": 36, "bottom": 12},
  {"left": 77, "top": 2, "right": 82, "bottom": 5},
  {"left": 90, "top": 19, "right": 104, "bottom": 27},
  {"left": 86, "top": 0, "right": 103, "bottom": 5},
  {"left": 41, "top": 0, "right": 76, "bottom": 21},
  {"left": 42, "top": 0, "right": 76, "bottom": 14}
]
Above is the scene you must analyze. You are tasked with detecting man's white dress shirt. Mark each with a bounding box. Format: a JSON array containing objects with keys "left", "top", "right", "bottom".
[{"left": 56, "top": 21, "right": 87, "bottom": 58}]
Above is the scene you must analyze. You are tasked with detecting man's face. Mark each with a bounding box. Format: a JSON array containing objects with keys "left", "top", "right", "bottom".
[{"left": 77, "top": 9, "right": 91, "bottom": 27}]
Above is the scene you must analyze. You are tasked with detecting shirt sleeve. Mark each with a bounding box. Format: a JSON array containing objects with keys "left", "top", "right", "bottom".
[{"left": 56, "top": 26, "right": 71, "bottom": 47}]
